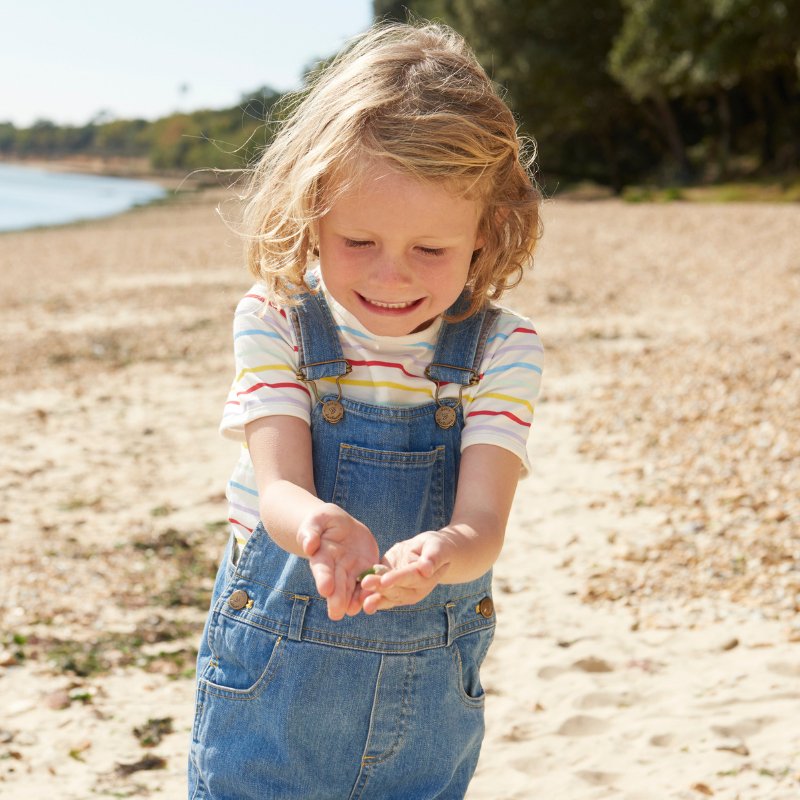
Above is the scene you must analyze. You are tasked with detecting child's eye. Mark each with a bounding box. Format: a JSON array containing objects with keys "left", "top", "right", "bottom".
[
  {"left": 344, "top": 238, "right": 372, "bottom": 249},
  {"left": 418, "top": 246, "right": 445, "bottom": 257}
]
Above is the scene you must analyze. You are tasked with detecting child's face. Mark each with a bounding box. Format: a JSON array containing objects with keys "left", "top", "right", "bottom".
[{"left": 316, "top": 162, "right": 484, "bottom": 337}]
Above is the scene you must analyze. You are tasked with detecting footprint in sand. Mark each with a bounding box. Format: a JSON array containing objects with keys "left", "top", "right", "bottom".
[
  {"left": 501, "top": 723, "right": 534, "bottom": 742},
  {"left": 649, "top": 733, "right": 675, "bottom": 747},
  {"left": 767, "top": 661, "right": 800, "bottom": 678},
  {"left": 557, "top": 715, "right": 610, "bottom": 736},
  {"left": 538, "top": 656, "right": 614, "bottom": 681},
  {"left": 711, "top": 717, "right": 775, "bottom": 738},
  {"left": 576, "top": 690, "right": 641, "bottom": 709},
  {"left": 572, "top": 656, "right": 614, "bottom": 673},
  {"left": 575, "top": 770, "right": 620, "bottom": 786},
  {"left": 538, "top": 665, "right": 569, "bottom": 680}
]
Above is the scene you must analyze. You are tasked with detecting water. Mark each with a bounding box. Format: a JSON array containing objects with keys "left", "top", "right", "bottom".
[{"left": 0, "top": 163, "right": 167, "bottom": 233}]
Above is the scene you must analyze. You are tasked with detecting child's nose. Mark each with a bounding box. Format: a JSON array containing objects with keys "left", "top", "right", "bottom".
[{"left": 373, "top": 252, "right": 412, "bottom": 285}]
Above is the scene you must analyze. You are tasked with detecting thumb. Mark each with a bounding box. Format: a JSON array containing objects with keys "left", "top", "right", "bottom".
[
  {"left": 418, "top": 536, "right": 450, "bottom": 578},
  {"left": 297, "top": 522, "right": 322, "bottom": 556}
]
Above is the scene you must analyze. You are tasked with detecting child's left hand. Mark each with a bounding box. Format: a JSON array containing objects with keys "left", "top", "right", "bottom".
[{"left": 360, "top": 532, "right": 452, "bottom": 613}]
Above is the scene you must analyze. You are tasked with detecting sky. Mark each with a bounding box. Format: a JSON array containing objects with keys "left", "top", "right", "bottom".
[{"left": 0, "top": 0, "right": 374, "bottom": 128}]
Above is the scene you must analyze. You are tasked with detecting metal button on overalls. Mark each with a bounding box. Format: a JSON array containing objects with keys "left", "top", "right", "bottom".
[
  {"left": 477, "top": 597, "right": 494, "bottom": 618},
  {"left": 228, "top": 589, "right": 249, "bottom": 610}
]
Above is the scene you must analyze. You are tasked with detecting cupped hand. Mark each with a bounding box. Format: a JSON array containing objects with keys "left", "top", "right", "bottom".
[
  {"left": 360, "top": 531, "right": 452, "bottom": 614},
  {"left": 297, "top": 503, "right": 379, "bottom": 621}
]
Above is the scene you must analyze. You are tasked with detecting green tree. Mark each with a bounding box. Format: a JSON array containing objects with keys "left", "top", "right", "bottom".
[
  {"left": 610, "top": 0, "right": 800, "bottom": 176},
  {"left": 0, "top": 122, "right": 16, "bottom": 154}
]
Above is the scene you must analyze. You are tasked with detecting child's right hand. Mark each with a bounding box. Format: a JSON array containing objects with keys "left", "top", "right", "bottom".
[{"left": 297, "top": 503, "right": 380, "bottom": 621}]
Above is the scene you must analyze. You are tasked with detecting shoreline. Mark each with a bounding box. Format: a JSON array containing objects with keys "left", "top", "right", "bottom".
[
  {"left": 0, "top": 160, "right": 234, "bottom": 236},
  {"left": 0, "top": 154, "right": 240, "bottom": 191}
]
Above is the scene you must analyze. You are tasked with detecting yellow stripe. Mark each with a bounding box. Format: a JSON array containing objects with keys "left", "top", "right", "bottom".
[
  {"left": 235, "top": 363, "right": 294, "bottom": 382},
  {"left": 320, "top": 376, "right": 433, "bottom": 396},
  {"left": 466, "top": 391, "right": 534, "bottom": 413}
]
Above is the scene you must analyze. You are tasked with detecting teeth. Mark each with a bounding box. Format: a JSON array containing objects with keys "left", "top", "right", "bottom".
[{"left": 367, "top": 299, "right": 416, "bottom": 309}]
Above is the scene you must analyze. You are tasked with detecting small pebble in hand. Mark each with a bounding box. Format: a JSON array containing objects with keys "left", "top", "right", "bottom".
[{"left": 357, "top": 565, "right": 389, "bottom": 582}]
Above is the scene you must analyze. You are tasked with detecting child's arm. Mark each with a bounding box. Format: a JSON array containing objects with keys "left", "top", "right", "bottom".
[
  {"left": 360, "top": 443, "right": 520, "bottom": 613},
  {"left": 246, "top": 415, "right": 380, "bottom": 620}
]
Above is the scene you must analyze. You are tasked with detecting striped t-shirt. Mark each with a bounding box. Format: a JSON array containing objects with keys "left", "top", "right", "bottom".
[{"left": 220, "top": 279, "right": 544, "bottom": 546}]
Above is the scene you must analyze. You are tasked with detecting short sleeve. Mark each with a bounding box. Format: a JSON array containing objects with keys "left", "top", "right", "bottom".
[
  {"left": 461, "top": 309, "right": 544, "bottom": 472},
  {"left": 219, "top": 286, "right": 313, "bottom": 441}
]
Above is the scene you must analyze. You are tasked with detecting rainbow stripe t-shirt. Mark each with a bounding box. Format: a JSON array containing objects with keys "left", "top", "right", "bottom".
[{"left": 220, "top": 281, "right": 544, "bottom": 546}]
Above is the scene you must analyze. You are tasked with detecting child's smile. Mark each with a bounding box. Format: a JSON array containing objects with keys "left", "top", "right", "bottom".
[{"left": 317, "top": 161, "right": 484, "bottom": 336}]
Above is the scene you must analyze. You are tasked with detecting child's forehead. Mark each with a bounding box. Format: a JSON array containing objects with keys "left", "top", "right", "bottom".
[{"left": 323, "top": 157, "right": 484, "bottom": 209}]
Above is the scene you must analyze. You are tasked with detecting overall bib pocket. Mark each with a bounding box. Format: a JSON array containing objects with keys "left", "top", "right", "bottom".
[{"left": 331, "top": 443, "right": 447, "bottom": 551}]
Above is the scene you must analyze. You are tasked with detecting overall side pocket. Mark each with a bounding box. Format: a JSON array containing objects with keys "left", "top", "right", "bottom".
[
  {"left": 200, "top": 612, "right": 286, "bottom": 700},
  {"left": 451, "top": 626, "right": 495, "bottom": 708}
]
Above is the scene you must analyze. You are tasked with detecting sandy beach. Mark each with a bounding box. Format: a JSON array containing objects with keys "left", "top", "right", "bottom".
[{"left": 1, "top": 187, "right": 798, "bottom": 799}]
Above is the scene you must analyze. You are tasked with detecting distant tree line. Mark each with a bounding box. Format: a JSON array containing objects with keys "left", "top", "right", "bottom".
[
  {"left": 2, "top": 1, "right": 798, "bottom": 191},
  {"left": 0, "top": 88, "right": 283, "bottom": 175}
]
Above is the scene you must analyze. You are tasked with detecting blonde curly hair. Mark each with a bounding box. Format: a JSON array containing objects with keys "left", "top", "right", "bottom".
[{"left": 242, "top": 20, "right": 541, "bottom": 319}]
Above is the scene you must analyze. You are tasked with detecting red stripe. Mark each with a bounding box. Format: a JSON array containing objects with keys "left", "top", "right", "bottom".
[
  {"left": 467, "top": 409, "right": 530, "bottom": 427},
  {"left": 347, "top": 358, "right": 420, "bottom": 379},
  {"left": 512, "top": 326, "right": 538, "bottom": 335},
  {"left": 238, "top": 381, "right": 311, "bottom": 397},
  {"left": 243, "top": 294, "right": 287, "bottom": 319},
  {"left": 228, "top": 518, "right": 253, "bottom": 533},
  {"left": 267, "top": 300, "right": 287, "bottom": 318},
  {"left": 225, "top": 400, "right": 241, "bottom": 407}
]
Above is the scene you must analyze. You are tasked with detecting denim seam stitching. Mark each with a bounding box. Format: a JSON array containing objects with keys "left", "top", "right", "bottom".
[
  {"left": 452, "top": 641, "right": 486, "bottom": 710},
  {"left": 215, "top": 609, "right": 493, "bottom": 652}
]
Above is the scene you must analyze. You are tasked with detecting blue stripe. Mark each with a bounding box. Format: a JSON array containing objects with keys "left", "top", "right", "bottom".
[
  {"left": 484, "top": 362, "right": 543, "bottom": 376},
  {"left": 335, "top": 325, "right": 372, "bottom": 340},
  {"left": 229, "top": 480, "right": 259, "bottom": 496},
  {"left": 234, "top": 329, "right": 284, "bottom": 340}
]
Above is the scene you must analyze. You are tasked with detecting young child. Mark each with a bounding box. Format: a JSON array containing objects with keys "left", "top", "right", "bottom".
[{"left": 189, "top": 20, "right": 543, "bottom": 800}]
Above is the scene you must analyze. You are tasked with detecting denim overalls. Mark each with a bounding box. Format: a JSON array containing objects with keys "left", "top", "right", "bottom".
[{"left": 189, "top": 283, "right": 501, "bottom": 800}]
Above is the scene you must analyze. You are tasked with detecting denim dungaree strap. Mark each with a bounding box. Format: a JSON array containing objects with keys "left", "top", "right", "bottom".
[
  {"left": 287, "top": 272, "right": 350, "bottom": 383},
  {"left": 190, "top": 281, "right": 504, "bottom": 799}
]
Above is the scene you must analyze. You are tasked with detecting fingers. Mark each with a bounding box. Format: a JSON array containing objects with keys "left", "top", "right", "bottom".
[
  {"left": 309, "top": 555, "right": 354, "bottom": 620},
  {"left": 360, "top": 565, "right": 441, "bottom": 614},
  {"left": 361, "top": 582, "right": 424, "bottom": 614},
  {"left": 371, "top": 558, "right": 442, "bottom": 591},
  {"left": 309, "top": 555, "right": 335, "bottom": 599},
  {"left": 327, "top": 560, "right": 352, "bottom": 621}
]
